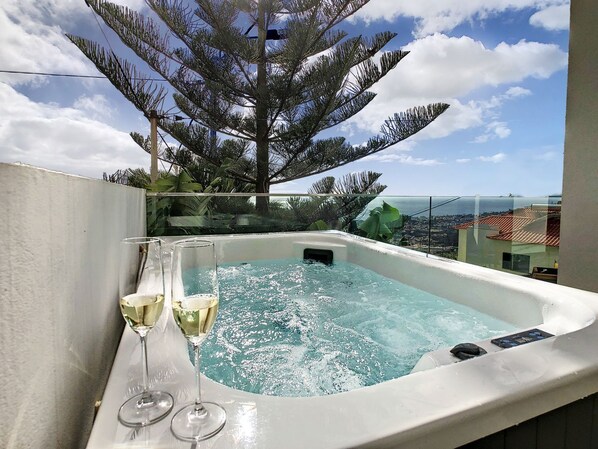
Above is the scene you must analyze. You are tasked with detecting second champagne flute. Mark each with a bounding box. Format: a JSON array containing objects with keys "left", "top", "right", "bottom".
[
  {"left": 170, "top": 238, "right": 226, "bottom": 441},
  {"left": 118, "top": 237, "right": 174, "bottom": 426}
]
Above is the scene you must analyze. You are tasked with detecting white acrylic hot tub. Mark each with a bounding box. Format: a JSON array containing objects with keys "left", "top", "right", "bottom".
[{"left": 86, "top": 231, "right": 598, "bottom": 449}]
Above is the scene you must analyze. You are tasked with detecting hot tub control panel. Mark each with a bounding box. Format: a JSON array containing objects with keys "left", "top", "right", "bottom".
[{"left": 491, "top": 328, "right": 553, "bottom": 348}]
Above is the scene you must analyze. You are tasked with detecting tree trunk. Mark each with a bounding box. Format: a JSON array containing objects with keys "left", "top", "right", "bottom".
[
  {"left": 255, "top": 176, "right": 270, "bottom": 214},
  {"left": 255, "top": 1, "right": 269, "bottom": 215}
]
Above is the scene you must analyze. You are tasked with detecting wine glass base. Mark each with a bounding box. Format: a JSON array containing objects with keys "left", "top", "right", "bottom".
[
  {"left": 171, "top": 402, "right": 226, "bottom": 441},
  {"left": 118, "top": 390, "right": 174, "bottom": 427}
]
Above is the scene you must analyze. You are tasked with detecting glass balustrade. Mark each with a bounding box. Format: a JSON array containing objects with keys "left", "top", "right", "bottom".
[{"left": 147, "top": 193, "right": 561, "bottom": 281}]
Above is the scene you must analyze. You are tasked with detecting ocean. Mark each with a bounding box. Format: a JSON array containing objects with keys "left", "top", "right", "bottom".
[{"left": 357, "top": 195, "right": 562, "bottom": 219}]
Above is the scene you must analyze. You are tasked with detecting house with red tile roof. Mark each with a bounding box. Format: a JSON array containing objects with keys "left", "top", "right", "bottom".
[{"left": 455, "top": 205, "right": 560, "bottom": 276}]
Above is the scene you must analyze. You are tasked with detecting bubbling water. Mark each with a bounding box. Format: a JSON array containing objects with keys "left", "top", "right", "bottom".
[{"left": 199, "top": 259, "right": 516, "bottom": 397}]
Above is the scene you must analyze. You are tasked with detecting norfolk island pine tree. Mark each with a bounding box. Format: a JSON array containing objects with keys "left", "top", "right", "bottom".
[{"left": 68, "top": 0, "right": 449, "bottom": 213}]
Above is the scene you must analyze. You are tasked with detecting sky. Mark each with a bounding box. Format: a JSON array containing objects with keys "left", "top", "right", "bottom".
[{"left": 0, "top": 0, "right": 570, "bottom": 196}]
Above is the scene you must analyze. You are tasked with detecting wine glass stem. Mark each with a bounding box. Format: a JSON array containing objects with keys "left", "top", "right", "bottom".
[
  {"left": 194, "top": 344, "right": 204, "bottom": 413},
  {"left": 140, "top": 334, "right": 150, "bottom": 402}
]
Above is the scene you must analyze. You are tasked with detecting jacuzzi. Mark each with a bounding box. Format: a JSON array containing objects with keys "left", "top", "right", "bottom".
[{"left": 86, "top": 231, "right": 598, "bottom": 449}]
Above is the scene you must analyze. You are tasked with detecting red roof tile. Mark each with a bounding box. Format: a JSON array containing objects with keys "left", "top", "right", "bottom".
[
  {"left": 455, "top": 212, "right": 535, "bottom": 232},
  {"left": 455, "top": 207, "right": 561, "bottom": 247},
  {"left": 488, "top": 217, "right": 560, "bottom": 247}
]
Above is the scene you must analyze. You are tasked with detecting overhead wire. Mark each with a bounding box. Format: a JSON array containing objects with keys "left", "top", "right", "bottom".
[
  {"left": 86, "top": 3, "right": 180, "bottom": 174},
  {"left": 0, "top": 68, "right": 165, "bottom": 81}
]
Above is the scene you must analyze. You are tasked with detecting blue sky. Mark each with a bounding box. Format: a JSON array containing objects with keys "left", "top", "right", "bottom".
[{"left": 0, "top": 0, "right": 569, "bottom": 196}]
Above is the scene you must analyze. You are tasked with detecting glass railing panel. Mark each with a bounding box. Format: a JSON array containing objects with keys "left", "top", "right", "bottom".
[
  {"left": 146, "top": 193, "right": 382, "bottom": 237},
  {"left": 440, "top": 195, "right": 561, "bottom": 282},
  {"left": 147, "top": 193, "right": 561, "bottom": 282}
]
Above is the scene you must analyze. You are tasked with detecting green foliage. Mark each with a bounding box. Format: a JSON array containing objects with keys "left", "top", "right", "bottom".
[
  {"left": 358, "top": 201, "right": 403, "bottom": 242},
  {"left": 147, "top": 171, "right": 217, "bottom": 236},
  {"left": 288, "top": 171, "right": 386, "bottom": 230},
  {"left": 149, "top": 170, "right": 203, "bottom": 193},
  {"left": 129, "top": 131, "right": 254, "bottom": 196},
  {"left": 307, "top": 220, "right": 330, "bottom": 231},
  {"left": 103, "top": 167, "right": 151, "bottom": 188}
]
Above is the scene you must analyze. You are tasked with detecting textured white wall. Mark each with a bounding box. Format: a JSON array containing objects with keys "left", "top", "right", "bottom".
[
  {"left": 0, "top": 164, "right": 146, "bottom": 449},
  {"left": 559, "top": 0, "right": 598, "bottom": 292}
]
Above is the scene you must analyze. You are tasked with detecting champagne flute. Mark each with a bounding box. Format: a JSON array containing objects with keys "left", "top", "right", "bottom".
[
  {"left": 118, "top": 237, "right": 174, "bottom": 426},
  {"left": 170, "top": 238, "right": 226, "bottom": 441}
]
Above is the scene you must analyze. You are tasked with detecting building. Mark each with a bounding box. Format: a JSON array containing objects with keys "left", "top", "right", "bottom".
[{"left": 456, "top": 205, "right": 560, "bottom": 276}]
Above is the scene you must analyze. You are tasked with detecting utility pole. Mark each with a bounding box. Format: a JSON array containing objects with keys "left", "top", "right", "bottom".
[{"left": 150, "top": 109, "right": 159, "bottom": 183}]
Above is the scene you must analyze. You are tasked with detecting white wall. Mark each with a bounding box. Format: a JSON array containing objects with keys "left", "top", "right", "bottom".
[
  {"left": 559, "top": 0, "right": 598, "bottom": 292},
  {"left": 0, "top": 164, "right": 146, "bottom": 449}
]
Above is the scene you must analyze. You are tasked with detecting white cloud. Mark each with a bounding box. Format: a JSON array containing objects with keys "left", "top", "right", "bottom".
[
  {"left": 456, "top": 158, "right": 471, "bottom": 163},
  {"left": 363, "top": 152, "right": 442, "bottom": 165},
  {"left": 505, "top": 86, "right": 532, "bottom": 98},
  {"left": 472, "top": 135, "right": 490, "bottom": 144},
  {"left": 270, "top": 180, "right": 299, "bottom": 193},
  {"left": 0, "top": 0, "right": 156, "bottom": 179},
  {"left": 478, "top": 153, "right": 506, "bottom": 163},
  {"left": 530, "top": 4, "right": 570, "bottom": 31},
  {"left": 0, "top": 0, "right": 151, "bottom": 88},
  {"left": 473, "top": 121, "right": 511, "bottom": 143},
  {"left": 493, "top": 122, "right": 511, "bottom": 139},
  {"left": 392, "top": 35, "right": 566, "bottom": 98},
  {"left": 112, "top": 0, "right": 148, "bottom": 8},
  {"left": 354, "top": 0, "right": 568, "bottom": 37},
  {"left": 0, "top": 2, "right": 98, "bottom": 86},
  {"left": 7, "top": 0, "right": 88, "bottom": 22},
  {"left": 358, "top": 139, "right": 444, "bottom": 165},
  {"left": 348, "top": 34, "right": 565, "bottom": 142},
  {"left": 413, "top": 99, "right": 485, "bottom": 140},
  {"left": 73, "top": 94, "right": 114, "bottom": 120},
  {"left": 0, "top": 84, "right": 147, "bottom": 178}
]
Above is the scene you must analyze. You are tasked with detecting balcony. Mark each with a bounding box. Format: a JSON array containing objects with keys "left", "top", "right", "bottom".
[
  {"left": 4, "top": 0, "right": 598, "bottom": 445},
  {"left": 0, "top": 153, "right": 595, "bottom": 449}
]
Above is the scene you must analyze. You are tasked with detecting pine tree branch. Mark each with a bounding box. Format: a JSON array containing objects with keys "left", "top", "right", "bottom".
[
  {"left": 269, "top": 36, "right": 364, "bottom": 149},
  {"left": 311, "top": 0, "right": 370, "bottom": 32},
  {"left": 147, "top": 0, "right": 258, "bottom": 100},
  {"left": 187, "top": 8, "right": 256, "bottom": 92},
  {"left": 269, "top": 33, "right": 403, "bottom": 141},
  {"left": 87, "top": 0, "right": 184, "bottom": 74},
  {"left": 87, "top": 0, "right": 256, "bottom": 115},
  {"left": 157, "top": 118, "right": 257, "bottom": 183},
  {"left": 173, "top": 93, "right": 256, "bottom": 140},
  {"left": 270, "top": 103, "right": 450, "bottom": 183},
  {"left": 265, "top": 2, "right": 367, "bottom": 136},
  {"left": 172, "top": 46, "right": 254, "bottom": 106},
  {"left": 307, "top": 176, "right": 336, "bottom": 194},
  {"left": 66, "top": 35, "right": 166, "bottom": 114},
  {"left": 264, "top": 1, "right": 375, "bottom": 136}
]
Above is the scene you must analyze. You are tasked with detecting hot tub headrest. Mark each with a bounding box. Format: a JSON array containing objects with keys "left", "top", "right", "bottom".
[{"left": 450, "top": 343, "right": 487, "bottom": 360}]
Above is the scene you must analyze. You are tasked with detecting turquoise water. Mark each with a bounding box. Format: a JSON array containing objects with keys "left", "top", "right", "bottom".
[{"left": 200, "top": 259, "right": 516, "bottom": 397}]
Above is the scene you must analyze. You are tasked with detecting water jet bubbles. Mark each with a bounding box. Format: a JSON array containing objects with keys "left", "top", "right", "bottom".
[{"left": 202, "top": 259, "right": 517, "bottom": 397}]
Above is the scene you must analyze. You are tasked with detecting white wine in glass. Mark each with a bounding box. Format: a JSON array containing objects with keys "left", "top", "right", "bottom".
[
  {"left": 118, "top": 237, "right": 174, "bottom": 427},
  {"left": 170, "top": 238, "right": 226, "bottom": 441}
]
